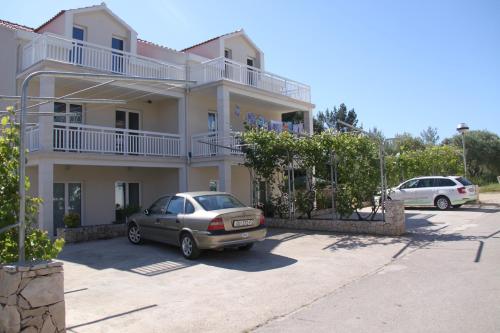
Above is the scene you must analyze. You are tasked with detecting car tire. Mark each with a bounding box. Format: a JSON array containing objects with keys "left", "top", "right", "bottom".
[
  {"left": 180, "top": 233, "right": 200, "bottom": 260},
  {"left": 127, "top": 223, "right": 142, "bottom": 244},
  {"left": 452, "top": 204, "right": 462, "bottom": 209},
  {"left": 435, "top": 196, "right": 451, "bottom": 210},
  {"left": 238, "top": 243, "right": 254, "bottom": 251}
]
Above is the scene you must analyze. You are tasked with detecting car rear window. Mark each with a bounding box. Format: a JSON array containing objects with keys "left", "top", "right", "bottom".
[
  {"left": 194, "top": 194, "right": 245, "bottom": 211},
  {"left": 437, "top": 178, "right": 457, "bottom": 187},
  {"left": 455, "top": 177, "right": 473, "bottom": 186}
]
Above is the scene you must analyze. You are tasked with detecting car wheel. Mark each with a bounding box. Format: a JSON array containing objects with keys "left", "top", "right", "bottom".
[
  {"left": 238, "top": 243, "right": 254, "bottom": 251},
  {"left": 180, "top": 233, "right": 200, "bottom": 260},
  {"left": 435, "top": 196, "right": 451, "bottom": 210},
  {"left": 452, "top": 204, "right": 462, "bottom": 209},
  {"left": 128, "top": 223, "right": 142, "bottom": 244}
]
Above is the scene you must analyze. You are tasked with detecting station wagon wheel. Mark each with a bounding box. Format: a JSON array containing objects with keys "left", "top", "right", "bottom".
[
  {"left": 180, "top": 233, "right": 200, "bottom": 260},
  {"left": 128, "top": 223, "right": 142, "bottom": 244},
  {"left": 435, "top": 196, "right": 451, "bottom": 210}
]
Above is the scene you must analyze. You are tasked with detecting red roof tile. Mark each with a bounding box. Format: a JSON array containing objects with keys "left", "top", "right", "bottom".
[{"left": 0, "top": 19, "right": 34, "bottom": 32}]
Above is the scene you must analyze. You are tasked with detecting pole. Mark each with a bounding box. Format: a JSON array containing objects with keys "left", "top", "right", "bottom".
[
  {"left": 462, "top": 133, "right": 467, "bottom": 177},
  {"left": 330, "top": 151, "right": 335, "bottom": 220},
  {"left": 18, "top": 76, "right": 29, "bottom": 263},
  {"left": 379, "top": 142, "right": 386, "bottom": 222}
]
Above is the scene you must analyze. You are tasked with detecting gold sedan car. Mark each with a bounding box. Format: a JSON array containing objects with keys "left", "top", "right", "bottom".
[{"left": 127, "top": 192, "right": 267, "bottom": 259}]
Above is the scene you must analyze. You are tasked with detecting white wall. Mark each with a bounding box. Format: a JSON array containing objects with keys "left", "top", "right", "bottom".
[
  {"left": 36, "top": 13, "right": 66, "bottom": 35},
  {"left": 184, "top": 38, "right": 221, "bottom": 59},
  {"left": 224, "top": 35, "right": 261, "bottom": 68},
  {"left": 0, "top": 26, "right": 18, "bottom": 110},
  {"left": 188, "top": 166, "right": 218, "bottom": 192}
]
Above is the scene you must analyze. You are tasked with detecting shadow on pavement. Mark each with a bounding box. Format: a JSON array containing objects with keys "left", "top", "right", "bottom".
[{"left": 58, "top": 229, "right": 298, "bottom": 276}]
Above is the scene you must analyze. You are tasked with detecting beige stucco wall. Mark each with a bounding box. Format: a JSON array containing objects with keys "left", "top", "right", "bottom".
[
  {"left": 185, "top": 38, "right": 220, "bottom": 60},
  {"left": 228, "top": 100, "right": 284, "bottom": 132},
  {"left": 188, "top": 166, "right": 218, "bottom": 192},
  {"left": 224, "top": 35, "right": 261, "bottom": 68},
  {"left": 137, "top": 41, "right": 186, "bottom": 66},
  {"left": 0, "top": 26, "right": 18, "bottom": 110},
  {"left": 73, "top": 11, "right": 131, "bottom": 51},
  {"left": 231, "top": 165, "right": 251, "bottom": 205},
  {"left": 187, "top": 91, "right": 216, "bottom": 137},
  {"left": 36, "top": 13, "right": 66, "bottom": 35},
  {"left": 52, "top": 165, "right": 179, "bottom": 225}
]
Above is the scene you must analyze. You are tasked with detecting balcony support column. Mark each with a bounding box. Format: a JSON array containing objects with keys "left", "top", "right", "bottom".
[
  {"left": 217, "top": 85, "right": 231, "bottom": 155},
  {"left": 178, "top": 166, "right": 188, "bottom": 192},
  {"left": 218, "top": 161, "right": 232, "bottom": 192},
  {"left": 37, "top": 160, "right": 54, "bottom": 237},
  {"left": 304, "top": 109, "right": 314, "bottom": 135},
  {"left": 178, "top": 96, "right": 186, "bottom": 156},
  {"left": 38, "top": 76, "right": 55, "bottom": 151}
]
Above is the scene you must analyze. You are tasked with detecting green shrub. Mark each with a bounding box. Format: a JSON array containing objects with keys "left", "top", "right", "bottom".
[
  {"left": 63, "top": 212, "right": 81, "bottom": 228},
  {"left": 0, "top": 229, "right": 65, "bottom": 264}
]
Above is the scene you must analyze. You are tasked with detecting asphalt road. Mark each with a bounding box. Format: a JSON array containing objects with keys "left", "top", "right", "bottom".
[
  {"left": 256, "top": 202, "right": 500, "bottom": 332},
  {"left": 59, "top": 195, "right": 500, "bottom": 333}
]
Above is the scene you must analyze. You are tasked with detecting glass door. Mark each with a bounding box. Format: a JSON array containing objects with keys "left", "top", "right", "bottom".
[
  {"left": 71, "top": 26, "right": 85, "bottom": 65},
  {"left": 112, "top": 37, "right": 124, "bottom": 73},
  {"left": 208, "top": 112, "right": 218, "bottom": 155},
  {"left": 53, "top": 182, "right": 82, "bottom": 235},
  {"left": 53, "top": 183, "right": 66, "bottom": 235},
  {"left": 115, "top": 182, "right": 140, "bottom": 223}
]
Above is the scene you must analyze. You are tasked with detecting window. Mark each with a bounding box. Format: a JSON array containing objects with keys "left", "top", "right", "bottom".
[
  {"left": 54, "top": 102, "right": 83, "bottom": 124},
  {"left": 185, "top": 200, "right": 195, "bottom": 214},
  {"left": 417, "top": 179, "right": 435, "bottom": 188},
  {"left": 112, "top": 37, "right": 124, "bottom": 73},
  {"left": 166, "top": 196, "right": 185, "bottom": 215},
  {"left": 224, "top": 48, "right": 232, "bottom": 59},
  {"left": 194, "top": 194, "right": 244, "bottom": 211},
  {"left": 71, "top": 26, "right": 85, "bottom": 64},
  {"left": 455, "top": 177, "right": 473, "bottom": 186},
  {"left": 53, "top": 182, "right": 82, "bottom": 235},
  {"left": 115, "top": 182, "right": 140, "bottom": 222},
  {"left": 149, "top": 196, "right": 171, "bottom": 214},
  {"left": 400, "top": 179, "right": 419, "bottom": 189},
  {"left": 437, "top": 178, "right": 457, "bottom": 187},
  {"left": 246, "top": 57, "right": 256, "bottom": 85}
]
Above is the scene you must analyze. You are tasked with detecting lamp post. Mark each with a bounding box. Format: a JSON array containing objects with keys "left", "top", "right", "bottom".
[{"left": 456, "top": 123, "right": 469, "bottom": 177}]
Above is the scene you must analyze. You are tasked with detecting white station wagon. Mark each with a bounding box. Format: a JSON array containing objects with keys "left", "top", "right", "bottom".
[{"left": 388, "top": 176, "right": 478, "bottom": 210}]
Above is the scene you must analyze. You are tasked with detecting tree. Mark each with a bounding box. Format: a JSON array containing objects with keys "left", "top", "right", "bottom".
[
  {"left": 0, "top": 107, "right": 64, "bottom": 264},
  {"left": 446, "top": 130, "right": 500, "bottom": 183},
  {"left": 420, "top": 126, "right": 440, "bottom": 146},
  {"left": 388, "top": 132, "right": 425, "bottom": 154},
  {"left": 315, "top": 103, "right": 359, "bottom": 133}
]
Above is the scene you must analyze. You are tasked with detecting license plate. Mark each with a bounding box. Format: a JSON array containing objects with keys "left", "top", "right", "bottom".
[{"left": 233, "top": 219, "right": 254, "bottom": 227}]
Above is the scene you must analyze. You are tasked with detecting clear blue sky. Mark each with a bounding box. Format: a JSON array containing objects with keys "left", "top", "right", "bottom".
[{"left": 3, "top": 0, "right": 499, "bottom": 139}]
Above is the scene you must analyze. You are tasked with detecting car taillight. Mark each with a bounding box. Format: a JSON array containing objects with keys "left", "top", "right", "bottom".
[
  {"left": 259, "top": 214, "right": 265, "bottom": 226},
  {"left": 208, "top": 217, "right": 225, "bottom": 231},
  {"left": 457, "top": 187, "right": 466, "bottom": 194}
]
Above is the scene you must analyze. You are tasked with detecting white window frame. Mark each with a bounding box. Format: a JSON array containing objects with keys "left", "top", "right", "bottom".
[
  {"left": 208, "top": 111, "right": 218, "bottom": 132},
  {"left": 115, "top": 181, "right": 142, "bottom": 208},
  {"left": 54, "top": 181, "right": 84, "bottom": 220},
  {"left": 54, "top": 102, "right": 84, "bottom": 124},
  {"left": 115, "top": 109, "right": 142, "bottom": 130},
  {"left": 72, "top": 25, "right": 87, "bottom": 41}
]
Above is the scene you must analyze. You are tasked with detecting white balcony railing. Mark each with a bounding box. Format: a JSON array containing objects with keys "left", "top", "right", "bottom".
[
  {"left": 25, "top": 125, "right": 40, "bottom": 152},
  {"left": 51, "top": 123, "right": 181, "bottom": 157},
  {"left": 191, "top": 131, "right": 244, "bottom": 157},
  {"left": 190, "top": 57, "right": 311, "bottom": 103},
  {"left": 21, "top": 34, "right": 186, "bottom": 80}
]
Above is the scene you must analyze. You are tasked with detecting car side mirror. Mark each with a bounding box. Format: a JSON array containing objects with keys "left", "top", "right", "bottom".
[{"left": 144, "top": 209, "right": 150, "bottom": 216}]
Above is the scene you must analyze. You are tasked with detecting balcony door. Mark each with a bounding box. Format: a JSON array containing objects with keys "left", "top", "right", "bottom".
[
  {"left": 207, "top": 112, "right": 218, "bottom": 155},
  {"left": 70, "top": 26, "right": 85, "bottom": 65},
  {"left": 54, "top": 102, "right": 83, "bottom": 151},
  {"left": 115, "top": 182, "right": 140, "bottom": 223},
  {"left": 115, "top": 110, "right": 140, "bottom": 154},
  {"left": 247, "top": 57, "right": 256, "bottom": 86},
  {"left": 112, "top": 37, "right": 124, "bottom": 73},
  {"left": 53, "top": 182, "right": 82, "bottom": 235}
]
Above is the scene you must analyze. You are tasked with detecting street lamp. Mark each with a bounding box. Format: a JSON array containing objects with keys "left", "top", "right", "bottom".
[{"left": 456, "top": 123, "right": 469, "bottom": 177}]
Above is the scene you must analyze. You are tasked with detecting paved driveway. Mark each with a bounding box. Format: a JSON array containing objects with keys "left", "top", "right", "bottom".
[{"left": 59, "top": 198, "right": 500, "bottom": 333}]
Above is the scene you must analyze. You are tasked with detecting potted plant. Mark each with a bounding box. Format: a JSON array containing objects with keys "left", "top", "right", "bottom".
[{"left": 63, "top": 212, "right": 81, "bottom": 228}]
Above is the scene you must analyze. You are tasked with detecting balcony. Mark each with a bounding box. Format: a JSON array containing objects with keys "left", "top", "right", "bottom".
[
  {"left": 21, "top": 34, "right": 186, "bottom": 80},
  {"left": 27, "top": 123, "right": 181, "bottom": 157},
  {"left": 189, "top": 57, "right": 311, "bottom": 103},
  {"left": 191, "top": 131, "right": 244, "bottom": 157}
]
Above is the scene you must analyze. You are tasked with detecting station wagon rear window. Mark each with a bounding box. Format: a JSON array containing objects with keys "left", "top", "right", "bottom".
[
  {"left": 194, "top": 194, "right": 245, "bottom": 211},
  {"left": 455, "top": 177, "right": 473, "bottom": 186}
]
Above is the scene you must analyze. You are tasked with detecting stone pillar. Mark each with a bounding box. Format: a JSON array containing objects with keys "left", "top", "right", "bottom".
[
  {"left": 177, "top": 97, "right": 186, "bottom": 156},
  {"left": 178, "top": 166, "right": 188, "bottom": 192},
  {"left": 218, "top": 161, "right": 232, "bottom": 192},
  {"left": 38, "top": 160, "right": 54, "bottom": 236},
  {"left": 0, "top": 261, "right": 65, "bottom": 333},
  {"left": 216, "top": 86, "right": 230, "bottom": 155},
  {"left": 303, "top": 109, "right": 313, "bottom": 135},
  {"left": 384, "top": 200, "right": 406, "bottom": 235},
  {"left": 38, "top": 76, "right": 55, "bottom": 152}
]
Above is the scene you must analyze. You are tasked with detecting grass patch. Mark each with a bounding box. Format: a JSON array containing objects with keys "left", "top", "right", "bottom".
[{"left": 480, "top": 183, "right": 500, "bottom": 193}]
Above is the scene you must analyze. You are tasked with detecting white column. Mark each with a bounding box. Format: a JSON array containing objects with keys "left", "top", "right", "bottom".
[
  {"left": 304, "top": 109, "right": 314, "bottom": 135},
  {"left": 218, "top": 161, "right": 232, "bottom": 192},
  {"left": 178, "top": 166, "right": 188, "bottom": 192},
  {"left": 178, "top": 96, "right": 186, "bottom": 156},
  {"left": 39, "top": 76, "right": 55, "bottom": 151},
  {"left": 38, "top": 160, "right": 54, "bottom": 237},
  {"left": 217, "top": 85, "right": 230, "bottom": 155}
]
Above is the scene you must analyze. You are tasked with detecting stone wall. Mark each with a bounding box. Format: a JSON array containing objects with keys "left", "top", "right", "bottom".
[
  {"left": 57, "top": 223, "right": 126, "bottom": 243},
  {"left": 267, "top": 200, "right": 405, "bottom": 236},
  {"left": 0, "top": 261, "right": 65, "bottom": 333}
]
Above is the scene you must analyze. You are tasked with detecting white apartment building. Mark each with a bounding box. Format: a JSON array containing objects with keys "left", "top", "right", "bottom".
[{"left": 0, "top": 3, "right": 314, "bottom": 236}]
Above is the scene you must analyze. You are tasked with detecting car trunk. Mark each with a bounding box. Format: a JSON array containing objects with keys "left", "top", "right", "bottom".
[{"left": 214, "top": 207, "right": 261, "bottom": 231}]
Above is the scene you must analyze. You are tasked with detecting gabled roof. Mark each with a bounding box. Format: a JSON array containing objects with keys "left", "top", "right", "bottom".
[
  {"left": 181, "top": 29, "right": 262, "bottom": 55},
  {"left": 35, "top": 3, "right": 136, "bottom": 34},
  {"left": 137, "top": 38, "right": 177, "bottom": 52},
  {"left": 0, "top": 19, "right": 34, "bottom": 32}
]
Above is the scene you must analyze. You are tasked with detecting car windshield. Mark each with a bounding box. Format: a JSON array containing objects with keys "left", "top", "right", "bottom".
[
  {"left": 194, "top": 194, "right": 245, "bottom": 211},
  {"left": 455, "top": 177, "right": 473, "bottom": 186}
]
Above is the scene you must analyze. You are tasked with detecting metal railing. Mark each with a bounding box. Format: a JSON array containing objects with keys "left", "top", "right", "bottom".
[
  {"left": 25, "top": 125, "right": 40, "bottom": 152},
  {"left": 190, "top": 57, "right": 311, "bottom": 103},
  {"left": 191, "top": 131, "right": 244, "bottom": 157},
  {"left": 21, "top": 34, "right": 186, "bottom": 80},
  {"left": 52, "top": 122, "right": 181, "bottom": 157}
]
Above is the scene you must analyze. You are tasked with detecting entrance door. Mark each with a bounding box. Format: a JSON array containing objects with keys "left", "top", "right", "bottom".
[
  {"left": 112, "top": 37, "right": 124, "bottom": 73},
  {"left": 53, "top": 182, "right": 82, "bottom": 235},
  {"left": 115, "top": 110, "right": 140, "bottom": 153},
  {"left": 115, "top": 182, "right": 140, "bottom": 223}
]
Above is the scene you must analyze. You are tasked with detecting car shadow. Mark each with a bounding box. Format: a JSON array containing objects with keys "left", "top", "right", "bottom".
[{"left": 58, "top": 232, "right": 297, "bottom": 276}]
